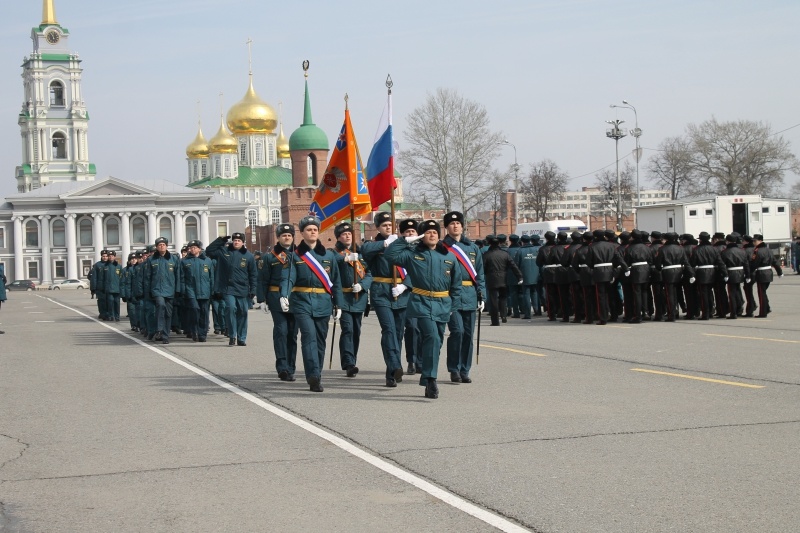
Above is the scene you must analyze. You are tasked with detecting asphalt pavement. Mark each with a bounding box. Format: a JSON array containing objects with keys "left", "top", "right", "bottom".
[{"left": 2, "top": 275, "right": 800, "bottom": 532}]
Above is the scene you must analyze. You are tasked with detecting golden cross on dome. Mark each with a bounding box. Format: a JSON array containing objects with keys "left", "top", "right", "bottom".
[
  {"left": 218, "top": 92, "right": 224, "bottom": 118},
  {"left": 246, "top": 37, "right": 253, "bottom": 76}
]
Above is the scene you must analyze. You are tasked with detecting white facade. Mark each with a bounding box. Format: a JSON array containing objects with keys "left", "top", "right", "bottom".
[{"left": 534, "top": 187, "right": 672, "bottom": 221}]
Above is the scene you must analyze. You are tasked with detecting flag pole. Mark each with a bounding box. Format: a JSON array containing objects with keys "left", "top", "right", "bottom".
[{"left": 386, "top": 75, "right": 398, "bottom": 292}]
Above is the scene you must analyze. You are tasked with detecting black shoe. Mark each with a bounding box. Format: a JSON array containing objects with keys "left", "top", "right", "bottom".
[
  {"left": 460, "top": 373, "right": 472, "bottom": 383},
  {"left": 501, "top": 317, "right": 507, "bottom": 323},
  {"left": 192, "top": 334, "right": 199, "bottom": 342},
  {"left": 199, "top": 337, "right": 207, "bottom": 342},
  {"left": 279, "top": 370, "right": 289, "bottom": 381},
  {"left": 186, "top": 333, "right": 193, "bottom": 338},
  {"left": 490, "top": 322, "right": 500, "bottom": 326},
  {"left": 393, "top": 367, "right": 404, "bottom": 383},
  {"left": 114, "top": 318, "right": 120, "bottom": 322},
  {"left": 308, "top": 376, "right": 324, "bottom": 392},
  {"left": 237, "top": 340, "right": 246, "bottom": 346},
  {"left": 229, "top": 338, "right": 236, "bottom": 346},
  {"left": 450, "top": 371, "right": 461, "bottom": 383},
  {"left": 174, "top": 329, "right": 183, "bottom": 335},
  {"left": 415, "top": 365, "right": 422, "bottom": 374},
  {"left": 406, "top": 363, "right": 416, "bottom": 375},
  {"left": 385, "top": 378, "right": 397, "bottom": 387},
  {"left": 162, "top": 338, "right": 169, "bottom": 344},
  {"left": 214, "top": 330, "right": 221, "bottom": 335},
  {"left": 346, "top": 365, "right": 359, "bottom": 377},
  {"left": 287, "top": 374, "right": 296, "bottom": 382},
  {"left": 154, "top": 332, "right": 162, "bottom": 341},
  {"left": 424, "top": 378, "right": 439, "bottom": 399}
]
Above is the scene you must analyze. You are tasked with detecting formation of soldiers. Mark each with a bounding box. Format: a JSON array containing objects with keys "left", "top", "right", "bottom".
[{"left": 85, "top": 215, "right": 785, "bottom": 400}]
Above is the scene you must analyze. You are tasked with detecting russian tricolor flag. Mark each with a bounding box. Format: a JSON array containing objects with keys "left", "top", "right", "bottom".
[{"left": 366, "top": 94, "right": 398, "bottom": 209}]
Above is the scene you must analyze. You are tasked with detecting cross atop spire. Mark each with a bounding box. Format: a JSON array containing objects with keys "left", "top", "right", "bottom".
[
  {"left": 42, "top": 0, "right": 58, "bottom": 25},
  {"left": 245, "top": 37, "right": 253, "bottom": 77}
]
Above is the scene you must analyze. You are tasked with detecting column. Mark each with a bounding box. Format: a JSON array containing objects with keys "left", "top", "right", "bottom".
[
  {"left": 172, "top": 211, "right": 185, "bottom": 248},
  {"left": 199, "top": 210, "right": 210, "bottom": 247},
  {"left": 92, "top": 212, "right": 104, "bottom": 262},
  {"left": 147, "top": 211, "right": 158, "bottom": 245},
  {"left": 13, "top": 216, "right": 24, "bottom": 281},
  {"left": 120, "top": 211, "right": 131, "bottom": 260},
  {"left": 39, "top": 215, "right": 52, "bottom": 284},
  {"left": 65, "top": 213, "right": 78, "bottom": 279}
]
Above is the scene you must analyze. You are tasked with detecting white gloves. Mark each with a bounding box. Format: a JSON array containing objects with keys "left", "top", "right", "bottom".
[
  {"left": 351, "top": 283, "right": 362, "bottom": 293},
  {"left": 384, "top": 234, "right": 398, "bottom": 247},
  {"left": 477, "top": 301, "right": 485, "bottom": 312},
  {"left": 344, "top": 252, "right": 359, "bottom": 262},
  {"left": 624, "top": 270, "right": 631, "bottom": 277},
  {"left": 332, "top": 307, "right": 342, "bottom": 321},
  {"left": 745, "top": 278, "right": 751, "bottom": 284},
  {"left": 280, "top": 297, "right": 289, "bottom": 312},
  {"left": 391, "top": 284, "right": 407, "bottom": 297},
  {"left": 779, "top": 274, "right": 784, "bottom": 278},
  {"left": 724, "top": 277, "right": 729, "bottom": 283},
  {"left": 405, "top": 234, "right": 424, "bottom": 244},
  {"left": 261, "top": 302, "right": 269, "bottom": 314},
  {"left": 517, "top": 279, "right": 524, "bottom": 285},
  {"left": 689, "top": 277, "right": 696, "bottom": 284}
]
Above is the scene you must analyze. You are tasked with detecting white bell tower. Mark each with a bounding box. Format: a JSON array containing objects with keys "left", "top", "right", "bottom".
[{"left": 16, "top": 0, "right": 96, "bottom": 193}]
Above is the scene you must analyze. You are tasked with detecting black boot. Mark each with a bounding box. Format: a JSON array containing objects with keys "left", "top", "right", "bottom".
[{"left": 424, "top": 378, "right": 439, "bottom": 399}]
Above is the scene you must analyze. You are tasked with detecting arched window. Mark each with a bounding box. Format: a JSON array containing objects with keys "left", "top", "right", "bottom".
[
  {"left": 255, "top": 142, "right": 263, "bottom": 164},
  {"left": 184, "top": 216, "right": 198, "bottom": 242},
  {"left": 25, "top": 220, "right": 39, "bottom": 247},
  {"left": 52, "top": 132, "right": 67, "bottom": 159},
  {"left": 79, "top": 218, "right": 92, "bottom": 246},
  {"left": 215, "top": 159, "right": 221, "bottom": 177},
  {"left": 247, "top": 210, "right": 258, "bottom": 230},
  {"left": 201, "top": 162, "right": 208, "bottom": 177},
  {"left": 271, "top": 209, "right": 281, "bottom": 224},
  {"left": 49, "top": 81, "right": 65, "bottom": 106},
  {"left": 193, "top": 162, "right": 198, "bottom": 180},
  {"left": 131, "top": 216, "right": 146, "bottom": 244},
  {"left": 224, "top": 159, "right": 231, "bottom": 177},
  {"left": 52, "top": 218, "right": 66, "bottom": 247},
  {"left": 239, "top": 142, "right": 247, "bottom": 165},
  {"left": 159, "top": 217, "right": 173, "bottom": 242},
  {"left": 106, "top": 218, "right": 120, "bottom": 245}
]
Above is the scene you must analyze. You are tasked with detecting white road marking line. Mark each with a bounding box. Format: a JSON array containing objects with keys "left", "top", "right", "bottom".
[{"left": 47, "top": 297, "right": 529, "bottom": 533}]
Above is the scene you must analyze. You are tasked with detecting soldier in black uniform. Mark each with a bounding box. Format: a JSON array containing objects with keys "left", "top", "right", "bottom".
[
  {"left": 648, "top": 231, "right": 665, "bottom": 320},
  {"left": 483, "top": 236, "right": 523, "bottom": 326},
  {"left": 536, "top": 231, "right": 559, "bottom": 321},
  {"left": 587, "top": 230, "right": 628, "bottom": 325},
  {"left": 712, "top": 232, "right": 729, "bottom": 318},
  {"left": 741, "top": 235, "right": 757, "bottom": 316},
  {"left": 655, "top": 232, "right": 695, "bottom": 322},
  {"left": 562, "top": 231, "right": 585, "bottom": 323},
  {"left": 691, "top": 232, "right": 727, "bottom": 320},
  {"left": 720, "top": 233, "right": 750, "bottom": 319},
  {"left": 572, "top": 231, "right": 596, "bottom": 324},
  {"left": 750, "top": 233, "right": 783, "bottom": 317},
  {"left": 623, "top": 230, "right": 652, "bottom": 323},
  {"left": 680, "top": 234, "right": 699, "bottom": 319},
  {"left": 617, "top": 232, "right": 634, "bottom": 322}
]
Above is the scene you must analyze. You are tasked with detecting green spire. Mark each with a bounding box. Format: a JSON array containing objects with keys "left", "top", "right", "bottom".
[
  {"left": 289, "top": 76, "right": 328, "bottom": 151},
  {"left": 302, "top": 80, "right": 314, "bottom": 126}
]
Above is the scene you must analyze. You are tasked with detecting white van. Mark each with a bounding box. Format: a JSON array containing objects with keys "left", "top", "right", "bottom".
[{"left": 514, "top": 220, "right": 589, "bottom": 238}]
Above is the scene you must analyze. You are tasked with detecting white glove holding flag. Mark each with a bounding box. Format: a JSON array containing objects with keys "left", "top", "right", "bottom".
[
  {"left": 391, "top": 284, "right": 407, "bottom": 297},
  {"left": 689, "top": 277, "right": 696, "bottom": 284},
  {"left": 477, "top": 301, "right": 485, "bottom": 312},
  {"left": 624, "top": 270, "right": 631, "bottom": 277},
  {"left": 344, "top": 252, "right": 359, "bottom": 262},
  {"left": 384, "top": 235, "right": 398, "bottom": 247},
  {"left": 332, "top": 307, "right": 342, "bottom": 321},
  {"left": 352, "top": 283, "right": 362, "bottom": 293},
  {"left": 280, "top": 297, "right": 289, "bottom": 312},
  {"left": 405, "top": 234, "right": 424, "bottom": 244}
]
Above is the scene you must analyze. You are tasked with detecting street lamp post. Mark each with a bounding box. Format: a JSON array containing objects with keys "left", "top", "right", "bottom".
[
  {"left": 605, "top": 119, "right": 627, "bottom": 231},
  {"left": 497, "top": 140, "right": 519, "bottom": 230},
  {"left": 610, "top": 101, "right": 642, "bottom": 220}
]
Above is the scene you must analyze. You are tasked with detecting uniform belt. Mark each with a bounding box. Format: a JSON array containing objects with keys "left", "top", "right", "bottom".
[
  {"left": 411, "top": 287, "right": 449, "bottom": 298},
  {"left": 757, "top": 266, "right": 772, "bottom": 270},
  {"left": 373, "top": 277, "right": 395, "bottom": 283},
  {"left": 663, "top": 264, "right": 682, "bottom": 270},
  {"left": 697, "top": 265, "right": 715, "bottom": 269},
  {"left": 543, "top": 264, "right": 560, "bottom": 268},
  {"left": 292, "top": 287, "right": 328, "bottom": 293},
  {"left": 579, "top": 264, "right": 588, "bottom": 268},
  {"left": 268, "top": 286, "right": 280, "bottom": 292},
  {"left": 594, "top": 262, "right": 612, "bottom": 267},
  {"left": 342, "top": 287, "right": 361, "bottom": 293},
  {"left": 631, "top": 262, "right": 648, "bottom": 267},
  {"left": 462, "top": 280, "right": 474, "bottom": 286},
  {"left": 727, "top": 266, "right": 744, "bottom": 270}
]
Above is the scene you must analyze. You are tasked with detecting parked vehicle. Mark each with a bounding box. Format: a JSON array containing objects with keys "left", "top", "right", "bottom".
[
  {"left": 49, "top": 279, "right": 89, "bottom": 290},
  {"left": 514, "top": 220, "right": 588, "bottom": 238},
  {"left": 6, "top": 280, "right": 36, "bottom": 291}
]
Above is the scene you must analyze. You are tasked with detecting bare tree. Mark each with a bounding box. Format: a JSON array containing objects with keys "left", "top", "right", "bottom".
[
  {"left": 400, "top": 88, "right": 504, "bottom": 218},
  {"left": 594, "top": 161, "right": 635, "bottom": 220},
  {"left": 647, "top": 136, "right": 693, "bottom": 199},
  {"left": 687, "top": 118, "right": 799, "bottom": 196},
  {"left": 788, "top": 180, "right": 800, "bottom": 208},
  {"left": 519, "top": 159, "right": 568, "bottom": 221}
]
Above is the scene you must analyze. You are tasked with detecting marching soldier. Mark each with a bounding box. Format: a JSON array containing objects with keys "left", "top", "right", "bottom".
[
  {"left": 145, "top": 237, "right": 182, "bottom": 344},
  {"left": 741, "top": 235, "right": 757, "bottom": 316},
  {"left": 398, "top": 219, "right": 421, "bottom": 375},
  {"left": 332, "top": 221, "right": 373, "bottom": 378},
  {"left": 483, "top": 236, "right": 523, "bottom": 326},
  {"left": 572, "top": 231, "right": 596, "bottom": 324},
  {"left": 181, "top": 240, "right": 214, "bottom": 342},
  {"left": 257, "top": 223, "right": 298, "bottom": 381},
  {"left": 516, "top": 234, "right": 541, "bottom": 319},
  {"left": 385, "top": 220, "right": 462, "bottom": 399},
  {"left": 750, "top": 233, "right": 783, "bottom": 317},
  {"left": 712, "top": 232, "right": 729, "bottom": 317},
  {"left": 691, "top": 232, "right": 727, "bottom": 320},
  {"left": 562, "top": 231, "right": 584, "bottom": 323},
  {"left": 103, "top": 251, "right": 122, "bottom": 322},
  {"left": 536, "top": 231, "right": 559, "bottom": 321},
  {"left": 680, "top": 234, "right": 699, "bottom": 319},
  {"left": 623, "top": 230, "right": 652, "bottom": 323},
  {"left": 506, "top": 234, "right": 523, "bottom": 318},
  {"left": 442, "top": 211, "right": 485, "bottom": 384},
  {"left": 90, "top": 250, "right": 109, "bottom": 320},
  {"left": 720, "top": 233, "right": 750, "bottom": 319},
  {"left": 648, "top": 231, "right": 666, "bottom": 321},
  {"left": 121, "top": 253, "right": 139, "bottom": 331},
  {"left": 282, "top": 216, "right": 344, "bottom": 392},
  {"left": 587, "top": 230, "right": 628, "bottom": 325},
  {"left": 655, "top": 232, "right": 694, "bottom": 322}
]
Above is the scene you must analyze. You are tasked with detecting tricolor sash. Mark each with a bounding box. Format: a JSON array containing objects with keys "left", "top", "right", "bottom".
[
  {"left": 300, "top": 251, "right": 333, "bottom": 295},
  {"left": 444, "top": 243, "right": 477, "bottom": 283}
]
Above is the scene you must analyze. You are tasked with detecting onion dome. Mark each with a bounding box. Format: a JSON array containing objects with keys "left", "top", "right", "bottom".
[
  {"left": 277, "top": 123, "right": 290, "bottom": 159},
  {"left": 226, "top": 77, "right": 278, "bottom": 134},
  {"left": 185, "top": 126, "right": 209, "bottom": 159},
  {"left": 289, "top": 79, "right": 328, "bottom": 151},
  {"left": 208, "top": 117, "right": 237, "bottom": 154}
]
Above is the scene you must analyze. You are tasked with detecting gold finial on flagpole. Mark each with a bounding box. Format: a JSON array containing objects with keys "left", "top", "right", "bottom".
[
  {"left": 302, "top": 60, "right": 310, "bottom": 78},
  {"left": 344, "top": 93, "right": 349, "bottom": 111},
  {"left": 386, "top": 74, "right": 393, "bottom": 95}
]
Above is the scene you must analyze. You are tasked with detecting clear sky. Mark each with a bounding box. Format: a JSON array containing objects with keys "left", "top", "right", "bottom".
[{"left": 1, "top": 0, "right": 798, "bottom": 201}]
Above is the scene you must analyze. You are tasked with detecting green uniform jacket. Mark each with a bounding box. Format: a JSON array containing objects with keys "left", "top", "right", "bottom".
[
  {"left": 206, "top": 238, "right": 258, "bottom": 298},
  {"left": 257, "top": 245, "right": 293, "bottom": 312},
  {"left": 90, "top": 260, "right": 106, "bottom": 292},
  {"left": 0, "top": 264, "right": 7, "bottom": 302},
  {"left": 120, "top": 265, "right": 134, "bottom": 299},
  {"left": 384, "top": 237, "right": 462, "bottom": 322},
  {"left": 181, "top": 254, "right": 215, "bottom": 300},
  {"left": 516, "top": 243, "right": 541, "bottom": 285},
  {"left": 361, "top": 235, "right": 412, "bottom": 309},
  {"left": 103, "top": 261, "right": 122, "bottom": 294},
  {"left": 332, "top": 241, "right": 373, "bottom": 313},
  {"left": 146, "top": 251, "right": 182, "bottom": 298},
  {"left": 442, "top": 235, "right": 485, "bottom": 310},
  {"left": 282, "top": 240, "right": 344, "bottom": 318}
]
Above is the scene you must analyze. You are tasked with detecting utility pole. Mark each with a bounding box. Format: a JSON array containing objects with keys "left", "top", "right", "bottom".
[{"left": 605, "top": 119, "right": 627, "bottom": 231}]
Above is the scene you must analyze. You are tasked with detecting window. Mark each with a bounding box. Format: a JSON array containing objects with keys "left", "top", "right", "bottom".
[
  {"left": 131, "top": 216, "right": 146, "bottom": 244},
  {"left": 49, "top": 81, "right": 65, "bottom": 106},
  {"left": 248, "top": 210, "right": 258, "bottom": 229},
  {"left": 224, "top": 159, "right": 231, "bottom": 177},
  {"left": 201, "top": 162, "right": 207, "bottom": 177},
  {"left": 193, "top": 162, "right": 198, "bottom": 180},
  {"left": 762, "top": 207, "right": 770, "bottom": 214},
  {"left": 52, "top": 219, "right": 66, "bottom": 246},
  {"left": 0, "top": 227, "right": 4, "bottom": 249},
  {"left": 25, "top": 220, "right": 39, "bottom": 247},
  {"left": 54, "top": 260, "right": 66, "bottom": 278},
  {"left": 217, "top": 221, "right": 228, "bottom": 238},
  {"left": 52, "top": 132, "right": 67, "bottom": 159},
  {"left": 27, "top": 261, "right": 39, "bottom": 279},
  {"left": 778, "top": 206, "right": 786, "bottom": 213},
  {"left": 159, "top": 217, "right": 173, "bottom": 242},
  {"left": 239, "top": 142, "right": 247, "bottom": 164},
  {"left": 271, "top": 209, "right": 280, "bottom": 224},
  {"left": 245, "top": 190, "right": 250, "bottom": 201},
  {"left": 81, "top": 259, "right": 92, "bottom": 277},
  {"left": 215, "top": 160, "right": 221, "bottom": 176},
  {"left": 688, "top": 209, "right": 698, "bottom": 217},
  {"left": 185, "top": 216, "right": 198, "bottom": 242},
  {"left": 105, "top": 218, "right": 120, "bottom": 245},
  {"left": 255, "top": 142, "right": 263, "bottom": 164},
  {"left": 705, "top": 209, "right": 713, "bottom": 216},
  {"left": 79, "top": 218, "right": 92, "bottom": 246}
]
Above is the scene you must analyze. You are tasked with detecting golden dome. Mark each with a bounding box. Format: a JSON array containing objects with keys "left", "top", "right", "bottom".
[
  {"left": 185, "top": 126, "right": 209, "bottom": 159},
  {"left": 208, "top": 118, "right": 237, "bottom": 154},
  {"left": 226, "top": 77, "right": 278, "bottom": 134},
  {"left": 277, "top": 123, "right": 290, "bottom": 158}
]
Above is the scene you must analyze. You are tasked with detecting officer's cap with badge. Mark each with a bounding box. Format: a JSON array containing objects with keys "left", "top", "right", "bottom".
[
  {"left": 374, "top": 211, "right": 391, "bottom": 226},
  {"left": 231, "top": 232, "right": 246, "bottom": 241},
  {"left": 127, "top": 253, "right": 135, "bottom": 261},
  {"left": 544, "top": 231, "right": 557, "bottom": 241},
  {"left": 419, "top": 219, "right": 441, "bottom": 235},
  {"left": 108, "top": 250, "right": 116, "bottom": 256},
  {"left": 334, "top": 222, "right": 353, "bottom": 238},
  {"left": 101, "top": 249, "right": 108, "bottom": 255},
  {"left": 531, "top": 234, "right": 541, "bottom": 243},
  {"left": 134, "top": 251, "right": 143, "bottom": 258},
  {"left": 521, "top": 234, "right": 532, "bottom": 243},
  {"left": 398, "top": 218, "right": 418, "bottom": 234},
  {"left": 276, "top": 223, "right": 295, "bottom": 237},
  {"left": 155, "top": 237, "right": 168, "bottom": 246},
  {"left": 443, "top": 211, "right": 464, "bottom": 227},
  {"left": 188, "top": 240, "right": 203, "bottom": 249},
  {"left": 299, "top": 216, "right": 321, "bottom": 231},
  {"left": 147, "top": 244, "right": 157, "bottom": 253},
  {"left": 180, "top": 245, "right": 188, "bottom": 252}
]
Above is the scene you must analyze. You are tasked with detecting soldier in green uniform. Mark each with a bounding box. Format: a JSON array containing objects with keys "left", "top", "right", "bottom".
[
  {"left": 516, "top": 234, "right": 541, "bottom": 319},
  {"left": 182, "top": 240, "right": 215, "bottom": 342},
  {"left": 282, "top": 216, "right": 344, "bottom": 392},
  {"left": 331, "top": 222, "right": 373, "bottom": 378},
  {"left": 0, "top": 263, "right": 7, "bottom": 334},
  {"left": 385, "top": 220, "right": 462, "bottom": 399},
  {"left": 103, "top": 251, "right": 122, "bottom": 322},
  {"left": 145, "top": 237, "right": 182, "bottom": 344},
  {"left": 442, "top": 211, "right": 485, "bottom": 384},
  {"left": 90, "top": 250, "right": 109, "bottom": 320},
  {"left": 257, "top": 224, "right": 298, "bottom": 381}
]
